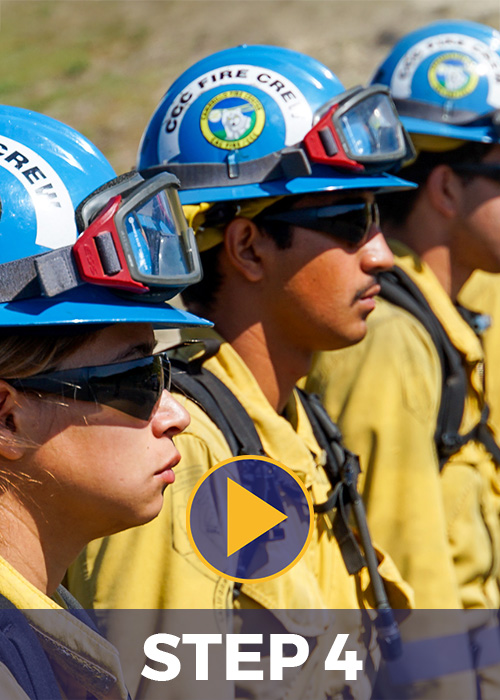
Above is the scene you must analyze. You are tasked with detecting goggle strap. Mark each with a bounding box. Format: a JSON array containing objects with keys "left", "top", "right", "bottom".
[
  {"left": 35, "top": 246, "right": 82, "bottom": 297},
  {"left": 145, "top": 147, "right": 312, "bottom": 190},
  {"left": 0, "top": 246, "right": 81, "bottom": 302}
]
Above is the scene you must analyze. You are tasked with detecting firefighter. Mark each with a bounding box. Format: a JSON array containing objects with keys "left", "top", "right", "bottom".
[
  {"left": 68, "top": 45, "right": 415, "bottom": 700},
  {"left": 306, "top": 20, "right": 500, "bottom": 700},
  {"left": 0, "top": 105, "right": 209, "bottom": 698}
]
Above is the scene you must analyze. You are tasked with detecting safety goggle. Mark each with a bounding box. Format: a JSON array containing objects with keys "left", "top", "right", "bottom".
[
  {"left": 258, "top": 200, "right": 380, "bottom": 245},
  {"left": 157, "top": 85, "right": 415, "bottom": 190},
  {"left": 10, "top": 352, "right": 171, "bottom": 422},
  {"left": 303, "top": 85, "right": 416, "bottom": 173},
  {"left": 0, "top": 171, "right": 202, "bottom": 303}
]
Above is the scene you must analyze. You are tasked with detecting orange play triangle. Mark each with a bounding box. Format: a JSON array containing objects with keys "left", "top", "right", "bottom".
[{"left": 227, "top": 477, "right": 288, "bottom": 557}]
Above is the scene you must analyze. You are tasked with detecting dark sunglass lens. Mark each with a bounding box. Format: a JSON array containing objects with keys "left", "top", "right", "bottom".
[
  {"left": 88, "top": 355, "right": 165, "bottom": 422},
  {"left": 329, "top": 205, "right": 370, "bottom": 244},
  {"left": 10, "top": 354, "right": 167, "bottom": 422},
  {"left": 259, "top": 201, "right": 375, "bottom": 244}
]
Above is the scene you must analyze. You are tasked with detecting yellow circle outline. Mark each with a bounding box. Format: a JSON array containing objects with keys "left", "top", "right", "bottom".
[
  {"left": 428, "top": 52, "right": 479, "bottom": 99},
  {"left": 200, "top": 90, "right": 266, "bottom": 150},
  {"left": 186, "top": 454, "right": 314, "bottom": 584}
]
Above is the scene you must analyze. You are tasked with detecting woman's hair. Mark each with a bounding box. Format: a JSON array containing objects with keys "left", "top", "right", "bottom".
[
  {"left": 0, "top": 325, "right": 104, "bottom": 379},
  {"left": 0, "top": 325, "right": 104, "bottom": 492}
]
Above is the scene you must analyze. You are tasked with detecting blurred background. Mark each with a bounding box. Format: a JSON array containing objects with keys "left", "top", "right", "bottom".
[{"left": 2, "top": 0, "right": 499, "bottom": 173}]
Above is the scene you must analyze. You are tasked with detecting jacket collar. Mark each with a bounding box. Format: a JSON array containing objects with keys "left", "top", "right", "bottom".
[{"left": 0, "top": 554, "right": 129, "bottom": 699}]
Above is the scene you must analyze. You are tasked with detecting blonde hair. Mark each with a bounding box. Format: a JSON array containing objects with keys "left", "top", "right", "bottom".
[
  {"left": 0, "top": 326, "right": 103, "bottom": 379},
  {"left": 0, "top": 326, "right": 105, "bottom": 491}
]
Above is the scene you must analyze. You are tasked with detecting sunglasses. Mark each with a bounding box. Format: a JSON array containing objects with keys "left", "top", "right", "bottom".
[
  {"left": 10, "top": 352, "right": 171, "bottom": 422},
  {"left": 452, "top": 163, "right": 500, "bottom": 183},
  {"left": 258, "top": 200, "right": 380, "bottom": 244}
]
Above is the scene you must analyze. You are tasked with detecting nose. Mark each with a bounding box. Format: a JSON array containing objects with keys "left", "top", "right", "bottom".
[
  {"left": 151, "top": 390, "right": 190, "bottom": 439},
  {"left": 360, "top": 227, "right": 394, "bottom": 274}
]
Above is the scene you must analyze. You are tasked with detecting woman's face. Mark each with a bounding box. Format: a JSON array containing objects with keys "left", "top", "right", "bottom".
[{"left": 14, "top": 323, "right": 189, "bottom": 541}]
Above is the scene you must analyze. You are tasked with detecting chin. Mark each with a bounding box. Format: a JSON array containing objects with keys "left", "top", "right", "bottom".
[
  {"left": 334, "top": 323, "right": 368, "bottom": 350},
  {"left": 337, "top": 334, "right": 366, "bottom": 350},
  {"left": 105, "top": 498, "right": 166, "bottom": 537},
  {"left": 346, "top": 333, "right": 366, "bottom": 347}
]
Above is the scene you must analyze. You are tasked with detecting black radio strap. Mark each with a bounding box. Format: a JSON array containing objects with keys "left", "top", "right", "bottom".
[{"left": 379, "top": 267, "right": 500, "bottom": 468}]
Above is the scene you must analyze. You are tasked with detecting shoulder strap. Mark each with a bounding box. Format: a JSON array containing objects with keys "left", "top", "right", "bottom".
[
  {"left": 171, "top": 358, "right": 265, "bottom": 457},
  {"left": 172, "top": 353, "right": 401, "bottom": 658},
  {"left": 379, "top": 268, "right": 470, "bottom": 468},
  {"left": 56, "top": 585, "right": 102, "bottom": 633}
]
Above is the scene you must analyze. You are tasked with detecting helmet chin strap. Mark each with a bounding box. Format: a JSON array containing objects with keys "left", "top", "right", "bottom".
[
  {"left": 142, "top": 147, "right": 312, "bottom": 190},
  {"left": 394, "top": 97, "right": 500, "bottom": 132}
]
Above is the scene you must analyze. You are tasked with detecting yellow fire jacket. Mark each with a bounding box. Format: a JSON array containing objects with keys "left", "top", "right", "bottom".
[
  {"left": 0, "top": 554, "right": 129, "bottom": 700},
  {"left": 306, "top": 242, "right": 500, "bottom": 699},
  {"left": 460, "top": 270, "right": 500, "bottom": 444},
  {"left": 68, "top": 330, "right": 412, "bottom": 700}
]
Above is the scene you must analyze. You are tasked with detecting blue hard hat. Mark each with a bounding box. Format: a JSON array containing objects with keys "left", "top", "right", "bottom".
[
  {"left": 371, "top": 20, "right": 500, "bottom": 143},
  {"left": 138, "top": 44, "right": 414, "bottom": 204},
  {"left": 0, "top": 105, "right": 209, "bottom": 328}
]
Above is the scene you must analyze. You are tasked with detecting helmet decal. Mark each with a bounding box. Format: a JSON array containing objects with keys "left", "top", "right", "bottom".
[
  {"left": 159, "top": 63, "right": 312, "bottom": 162},
  {"left": 428, "top": 53, "right": 479, "bottom": 99},
  {"left": 0, "top": 135, "right": 77, "bottom": 249},
  {"left": 200, "top": 91, "right": 265, "bottom": 150},
  {"left": 390, "top": 33, "right": 500, "bottom": 108}
]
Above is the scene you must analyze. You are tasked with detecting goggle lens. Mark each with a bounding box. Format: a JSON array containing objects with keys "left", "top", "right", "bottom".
[
  {"left": 73, "top": 171, "right": 202, "bottom": 300},
  {"left": 304, "top": 86, "right": 414, "bottom": 173},
  {"left": 125, "top": 188, "right": 191, "bottom": 279},
  {"left": 339, "top": 93, "right": 406, "bottom": 160},
  {"left": 10, "top": 353, "right": 171, "bottom": 422}
]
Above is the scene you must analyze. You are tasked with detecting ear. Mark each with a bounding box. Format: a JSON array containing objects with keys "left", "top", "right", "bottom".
[
  {"left": 223, "top": 217, "right": 267, "bottom": 283},
  {"left": 0, "top": 381, "right": 27, "bottom": 461},
  {"left": 425, "top": 164, "right": 463, "bottom": 219}
]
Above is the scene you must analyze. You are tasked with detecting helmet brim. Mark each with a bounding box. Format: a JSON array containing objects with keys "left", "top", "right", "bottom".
[
  {"left": 178, "top": 168, "right": 416, "bottom": 205},
  {"left": 401, "top": 116, "right": 496, "bottom": 144},
  {"left": 0, "top": 286, "right": 211, "bottom": 329}
]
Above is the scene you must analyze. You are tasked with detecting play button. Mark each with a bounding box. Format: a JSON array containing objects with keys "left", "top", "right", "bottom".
[
  {"left": 227, "top": 478, "right": 288, "bottom": 556},
  {"left": 186, "top": 456, "right": 314, "bottom": 583}
]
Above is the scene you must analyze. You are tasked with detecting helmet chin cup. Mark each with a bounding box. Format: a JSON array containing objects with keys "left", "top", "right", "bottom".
[{"left": 370, "top": 19, "right": 500, "bottom": 144}]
